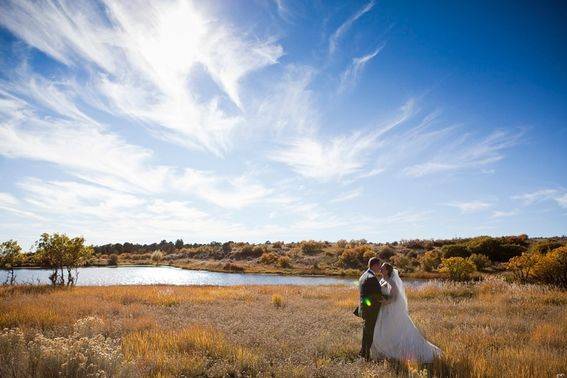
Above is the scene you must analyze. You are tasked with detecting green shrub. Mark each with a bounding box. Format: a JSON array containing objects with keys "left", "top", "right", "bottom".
[
  {"left": 441, "top": 244, "right": 470, "bottom": 258},
  {"left": 466, "top": 236, "right": 524, "bottom": 262},
  {"left": 440, "top": 257, "right": 476, "bottom": 281},
  {"left": 467, "top": 253, "right": 491, "bottom": 271}
]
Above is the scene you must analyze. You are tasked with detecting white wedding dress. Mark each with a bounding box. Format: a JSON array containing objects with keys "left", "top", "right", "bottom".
[{"left": 370, "top": 269, "right": 441, "bottom": 362}]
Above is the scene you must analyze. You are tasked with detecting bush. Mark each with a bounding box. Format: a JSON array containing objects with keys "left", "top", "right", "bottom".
[
  {"left": 467, "top": 253, "right": 491, "bottom": 271},
  {"left": 418, "top": 251, "right": 441, "bottom": 272},
  {"left": 278, "top": 256, "right": 291, "bottom": 268},
  {"left": 151, "top": 251, "right": 164, "bottom": 264},
  {"left": 236, "top": 245, "right": 264, "bottom": 259},
  {"left": 507, "top": 252, "right": 542, "bottom": 283},
  {"left": 222, "top": 262, "right": 245, "bottom": 272},
  {"left": 300, "top": 240, "right": 323, "bottom": 255},
  {"left": 336, "top": 239, "right": 348, "bottom": 248},
  {"left": 529, "top": 240, "right": 563, "bottom": 255},
  {"left": 534, "top": 246, "right": 567, "bottom": 288},
  {"left": 260, "top": 252, "right": 278, "bottom": 265},
  {"left": 338, "top": 245, "right": 372, "bottom": 269},
  {"left": 107, "top": 254, "right": 118, "bottom": 266},
  {"left": 441, "top": 244, "right": 470, "bottom": 258},
  {"left": 440, "top": 257, "right": 476, "bottom": 281},
  {"left": 377, "top": 245, "right": 396, "bottom": 261},
  {"left": 0, "top": 319, "right": 126, "bottom": 378},
  {"left": 466, "top": 236, "right": 524, "bottom": 262},
  {"left": 391, "top": 254, "right": 414, "bottom": 273},
  {"left": 271, "top": 294, "right": 283, "bottom": 308}
]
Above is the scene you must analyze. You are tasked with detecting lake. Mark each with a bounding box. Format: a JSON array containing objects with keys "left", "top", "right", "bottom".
[{"left": 1, "top": 266, "right": 429, "bottom": 286}]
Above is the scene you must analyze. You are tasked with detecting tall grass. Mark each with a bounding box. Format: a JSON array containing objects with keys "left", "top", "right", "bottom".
[{"left": 0, "top": 279, "right": 565, "bottom": 377}]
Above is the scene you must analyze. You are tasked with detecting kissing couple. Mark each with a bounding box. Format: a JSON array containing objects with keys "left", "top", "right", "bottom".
[{"left": 356, "top": 257, "right": 441, "bottom": 362}]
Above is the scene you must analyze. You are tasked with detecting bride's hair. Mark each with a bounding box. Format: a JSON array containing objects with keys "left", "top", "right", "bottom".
[{"left": 382, "top": 262, "right": 394, "bottom": 278}]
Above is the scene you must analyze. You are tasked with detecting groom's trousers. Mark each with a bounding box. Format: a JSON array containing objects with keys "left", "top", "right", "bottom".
[{"left": 361, "top": 311, "right": 379, "bottom": 360}]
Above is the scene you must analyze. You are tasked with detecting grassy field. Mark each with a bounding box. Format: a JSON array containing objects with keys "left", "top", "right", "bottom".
[{"left": 1, "top": 278, "right": 566, "bottom": 377}]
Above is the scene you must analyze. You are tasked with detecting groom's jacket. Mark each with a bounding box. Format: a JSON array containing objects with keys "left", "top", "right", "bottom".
[{"left": 357, "top": 269, "right": 383, "bottom": 319}]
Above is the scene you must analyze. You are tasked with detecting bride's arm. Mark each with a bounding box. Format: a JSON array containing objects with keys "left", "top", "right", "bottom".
[{"left": 382, "top": 282, "right": 398, "bottom": 305}]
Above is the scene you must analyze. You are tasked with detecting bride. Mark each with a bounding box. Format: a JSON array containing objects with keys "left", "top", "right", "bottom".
[{"left": 371, "top": 263, "right": 441, "bottom": 363}]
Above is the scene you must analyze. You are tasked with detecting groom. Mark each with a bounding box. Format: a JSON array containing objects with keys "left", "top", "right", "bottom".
[{"left": 356, "top": 257, "right": 384, "bottom": 360}]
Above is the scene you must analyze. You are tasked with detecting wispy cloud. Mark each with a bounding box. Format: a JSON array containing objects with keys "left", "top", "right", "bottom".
[
  {"left": 329, "top": 1, "right": 375, "bottom": 54},
  {"left": 447, "top": 201, "right": 492, "bottom": 213},
  {"left": 403, "top": 129, "right": 524, "bottom": 177},
  {"left": 0, "top": 0, "right": 283, "bottom": 156},
  {"left": 491, "top": 209, "right": 518, "bottom": 218},
  {"left": 331, "top": 188, "right": 363, "bottom": 203},
  {"left": 271, "top": 131, "right": 378, "bottom": 181},
  {"left": 338, "top": 43, "right": 385, "bottom": 93},
  {"left": 512, "top": 189, "right": 567, "bottom": 208}
]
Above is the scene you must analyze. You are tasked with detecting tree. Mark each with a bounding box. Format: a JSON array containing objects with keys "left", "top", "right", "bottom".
[
  {"left": 175, "top": 239, "right": 184, "bottom": 249},
  {"left": 35, "top": 233, "right": 93, "bottom": 286},
  {"left": 0, "top": 240, "right": 22, "bottom": 285}
]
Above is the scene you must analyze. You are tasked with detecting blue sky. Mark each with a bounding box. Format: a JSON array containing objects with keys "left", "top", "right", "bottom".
[{"left": 0, "top": 0, "right": 566, "bottom": 248}]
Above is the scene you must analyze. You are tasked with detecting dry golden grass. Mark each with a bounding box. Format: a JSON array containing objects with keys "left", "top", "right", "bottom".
[{"left": 1, "top": 278, "right": 566, "bottom": 377}]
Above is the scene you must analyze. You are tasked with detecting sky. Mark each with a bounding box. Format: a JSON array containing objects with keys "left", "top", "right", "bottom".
[{"left": 0, "top": 0, "right": 566, "bottom": 248}]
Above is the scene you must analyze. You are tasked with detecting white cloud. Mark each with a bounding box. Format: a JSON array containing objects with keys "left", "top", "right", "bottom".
[
  {"left": 512, "top": 189, "right": 567, "bottom": 209},
  {"left": 447, "top": 201, "right": 492, "bottom": 213},
  {"left": 271, "top": 131, "right": 378, "bottom": 181},
  {"left": 331, "top": 188, "right": 363, "bottom": 203},
  {"left": 329, "top": 1, "right": 375, "bottom": 54},
  {"left": 403, "top": 129, "right": 523, "bottom": 177},
  {"left": 491, "top": 209, "right": 518, "bottom": 218},
  {"left": 338, "top": 43, "right": 385, "bottom": 93},
  {"left": 0, "top": 0, "right": 283, "bottom": 156}
]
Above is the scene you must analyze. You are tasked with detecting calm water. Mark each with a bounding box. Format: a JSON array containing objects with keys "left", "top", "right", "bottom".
[{"left": 1, "top": 266, "right": 428, "bottom": 286}]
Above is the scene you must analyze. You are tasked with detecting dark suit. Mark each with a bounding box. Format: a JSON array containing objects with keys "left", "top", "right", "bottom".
[{"left": 357, "top": 268, "right": 383, "bottom": 360}]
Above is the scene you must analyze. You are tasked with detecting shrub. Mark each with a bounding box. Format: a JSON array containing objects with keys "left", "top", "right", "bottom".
[
  {"left": 377, "top": 245, "right": 396, "bottom": 261},
  {"left": 418, "top": 251, "right": 441, "bottom": 272},
  {"left": 260, "top": 252, "right": 278, "bottom": 265},
  {"left": 529, "top": 240, "right": 563, "bottom": 255},
  {"left": 300, "top": 240, "right": 323, "bottom": 255},
  {"left": 508, "top": 252, "right": 542, "bottom": 283},
  {"left": 391, "top": 254, "right": 414, "bottom": 273},
  {"left": 440, "top": 257, "right": 476, "bottom": 281},
  {"left": 336, "top": 239, "right": 348, "bottom": 248},
  {"left": 151, "top": 251, "right": 164, "bottom": 264},
  {"left": 271, "top": 294, "right": 283, "bottom": 308},
  {"left": 338, "top": 246, "right": 372, "bottom": 269},
  {"left": 467, "top": 253, "right": 491, "bottom": 271},
  {"left": 466, "top": 236, "right": 524, "bottom": 262},
  {"left": 0, "top": 319, "right": 126, "bottom": 378},
  {"left": 278, "top": 256, "right": 291, "bottom": 268},
  {"left": 108, "top": 254, "right": 118, "bottom": 266},
  {"left": 441, "top": 244, "right": 470, "bottom": 258},
  {"left": 534, "top": 246, "right": 567, "bottom": 288},
  {"left": 222, "top": 262, "right": 245, "bottom": 272},
  {"left": 236, "top": 245, "right": 264, "bottom": 259}
]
